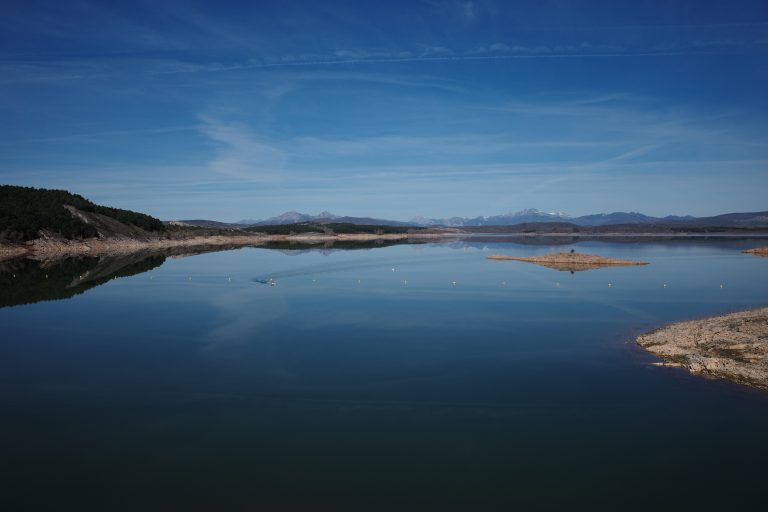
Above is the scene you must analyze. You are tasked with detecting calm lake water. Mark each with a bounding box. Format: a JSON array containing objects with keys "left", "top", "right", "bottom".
[{"left": 1, "top": 238, "right": 767, "bottom": 510}]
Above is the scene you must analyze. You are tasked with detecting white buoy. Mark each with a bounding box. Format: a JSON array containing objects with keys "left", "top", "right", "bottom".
[{"left": 608, "top": 283, "right": 613, "bottom": 288}]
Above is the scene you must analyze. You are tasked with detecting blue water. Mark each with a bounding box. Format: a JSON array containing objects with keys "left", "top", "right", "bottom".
[{"left": 1, "top": 239, "right": 767, "bottom": 510}]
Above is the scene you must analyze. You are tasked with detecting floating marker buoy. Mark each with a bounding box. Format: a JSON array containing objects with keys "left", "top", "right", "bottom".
[
  {"left": 403, "top": 280, "right": 408, "bottom": 285},
  {"left": 719, "top": 283, "right": 724, "bottom": 288},
  {"left": 662, "top": 283, "right": 667, "bottom": 288},
  {"left": 608, "top": 283, "right": 613, "bottom": 288},
  {"left": 452, "top": 280, "right": 457, "bottom": 286}
]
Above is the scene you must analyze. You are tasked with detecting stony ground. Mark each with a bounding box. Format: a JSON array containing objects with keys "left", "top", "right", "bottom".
[{"left": 637, "top": 307, "right": 768, "bottom": 391}]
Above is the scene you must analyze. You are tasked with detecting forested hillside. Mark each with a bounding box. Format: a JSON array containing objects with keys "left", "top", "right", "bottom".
[{"left": 0, "top": 185, "right": 164, "bottom": 241}]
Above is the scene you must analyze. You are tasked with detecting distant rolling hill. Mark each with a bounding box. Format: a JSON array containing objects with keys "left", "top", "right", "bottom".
[
  {"left": 413, "top": 208, "right": 571, "bottom": 227},
  {"left": 243, "top": 222, "right": 420, "bottom": 235},
  {"left": 411, "top": 208, "right": 768, "bottom": 228},
  {"left": 569, "top": 211, "right": 768, "bottom": 227},
  {"left": 235, "top": 208, "right": 768, "bottom": 228},
  {"left": 167, "top": 219, "right": 250, "bottom": 229},
  {"left": 568, "top": 212, "right": 658, "bottom": 226},
  {"left": 238, "top": 211, "right": 413, "bottom": 227},
  {"left": 686, "top": 211, "right": 768, "bottom": 227}
]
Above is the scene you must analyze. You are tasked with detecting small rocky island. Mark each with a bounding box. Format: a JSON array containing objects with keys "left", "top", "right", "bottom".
[
  {"left": 637, "top": 307, "right": 768, "bottom": 391},
  {"left": 486, "top": 252, "right": 648, "bottom": 272},
  {"left": 743, "top": 247, "right": 768, "bottom": 257}
]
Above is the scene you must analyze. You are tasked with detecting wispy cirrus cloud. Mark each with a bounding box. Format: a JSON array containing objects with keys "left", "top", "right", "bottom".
[
  {"left": 175, "top": 39, "right": 768, "bottom": 71},
  {"left": 3, "top": 34, "right": 767, "bottom": 85},
  {"left": 290, "top": 134, "right": 619, "bottom": 158},
  {"left": 198, "top": 116, "right": 285, "bottom": 181}
]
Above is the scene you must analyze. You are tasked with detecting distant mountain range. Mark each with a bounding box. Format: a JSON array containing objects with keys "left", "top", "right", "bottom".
[
  {"left": 227, "top": 208, "right": 768, "bottom": 228},
  {"left": 238, "top": 211, "right": 412, "bottom": 227}
]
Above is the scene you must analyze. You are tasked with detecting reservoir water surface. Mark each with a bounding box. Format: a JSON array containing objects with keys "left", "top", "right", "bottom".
[{"left": 1, "top": 238, "right": 767, "bottom": 510}]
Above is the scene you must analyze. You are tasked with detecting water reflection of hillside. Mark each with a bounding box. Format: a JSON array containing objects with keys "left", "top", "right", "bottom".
[
  {"left": 0, "top": 253, "right": 166, "bottom": 308},
  {"left": 259, "top": 238, "right": 436, "bottom": 255}
]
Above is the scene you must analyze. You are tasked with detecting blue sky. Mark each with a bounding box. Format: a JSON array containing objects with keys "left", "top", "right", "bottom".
[{"left": 2, "top": 0, "right": 767, "bottom": 221}]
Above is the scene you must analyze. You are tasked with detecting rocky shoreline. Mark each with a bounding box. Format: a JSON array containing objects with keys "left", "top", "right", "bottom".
[
  {"left": 637, "top": 307, "right": 768, "bottom": 391},
  {"left": 0, "top": 232, "right": 452, "bottom": 261}
]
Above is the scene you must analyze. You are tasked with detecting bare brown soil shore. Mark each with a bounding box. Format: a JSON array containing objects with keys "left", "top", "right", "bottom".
[
  {"left": 486, "top": 252, "right": 648, "bottom": 272},
  {"left": 0, "top": 232, "right": 452, "bottom": 261},
  {"left": 743, "top": 247, "right": 768, "bottom": 256},
  {"left": 637, "top": 307, "right": 768, "bottom": 391}
]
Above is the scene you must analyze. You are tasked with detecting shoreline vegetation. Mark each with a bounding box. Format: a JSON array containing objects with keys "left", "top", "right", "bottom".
[
  {"left": 637, "top": 308, "right": 768, "bottom": 392},
  {"left": 486, "top": 252, "right": 649, "bottom": 271}
]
